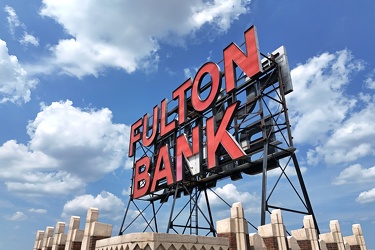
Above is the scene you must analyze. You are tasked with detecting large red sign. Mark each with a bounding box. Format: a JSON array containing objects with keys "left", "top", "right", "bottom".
[{"left": 129, "top": 26, "right": 262, "bottom": 199}]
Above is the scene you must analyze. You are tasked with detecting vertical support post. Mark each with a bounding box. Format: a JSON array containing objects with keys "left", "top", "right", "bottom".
[
  {"left": 204, "top": 188, "right": 217, "bottom": 236},
  {"left": 260, "top": 139, "right": 269, "bottom": 225},
  {"left": 151, "top": 200, "right": 159, "bottom": 233},
  {"left": 166, "top": 183, "right": 180, "bottom": 233}
]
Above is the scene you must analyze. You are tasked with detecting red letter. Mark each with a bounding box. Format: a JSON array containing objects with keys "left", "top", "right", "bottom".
[
  {"left": 223, "top": 26, "right": 262, "bottom": 93},
  {"left": 128, "top": 118, "right": 143, "bottom": 157},
  {"left": 132, "top": 156, "right": 151, "bottom": 199},
  {"left": 175, "top": 126, "right": 200, "bottom": 182},
  {"left": 160, "top": 99, "right": 176, "bottom": 137},
  {"left": 142, "top": 105, "right": 159, "bottom": 147},
  {"left": 191, "top": 62, "right": 222, "bottom": 112},
  {"left": 150, "top": 145, "right": 175, "bottom": 192},
  {"left": 172, "top": 78, "right": 192, "bottom": 125},
  {"left": 206, "top": 102, "right": 246, "bottom": 169}
]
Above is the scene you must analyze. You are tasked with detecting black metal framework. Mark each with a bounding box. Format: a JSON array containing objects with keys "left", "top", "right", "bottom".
[{"left": 119, "top": 48, "right": 319, "bottom": 236}]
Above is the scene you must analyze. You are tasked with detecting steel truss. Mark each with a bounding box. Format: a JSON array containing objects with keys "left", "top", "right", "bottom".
[{"left": 119, "top": 51, "right": 319, "bottom": 236}]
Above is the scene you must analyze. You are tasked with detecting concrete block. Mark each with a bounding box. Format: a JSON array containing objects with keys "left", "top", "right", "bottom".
[
  {"left": 90, "top": 222, "right": 112, "bottom": 237},
  {"left": 249, "top": 233, "right": 266, "bottom": 249},
  {"left": 270, "top": 209, "right": 283, "bottom": 224},
  {"left": 55, "top": 222, "right": 65, "bottom": 234},
  {"left": 216, "top": 218, "right": 235, "bottom": 234},
  {"left": 72, "top": 229, "right": 84, "bottom": 242},
  {"left": 231, "top": 202, "right": 245, "bottom": 219},
  {"left": 288, "top": 236, "right": 301, "bottom": 250}
]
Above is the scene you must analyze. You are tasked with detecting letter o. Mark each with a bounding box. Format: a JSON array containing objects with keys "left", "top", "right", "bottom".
[{"left": 191, "top": 62, "right": 222, "bottom": 112}]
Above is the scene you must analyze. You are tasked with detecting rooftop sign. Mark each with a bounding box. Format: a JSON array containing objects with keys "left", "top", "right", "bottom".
[{"left": 128, "top": 26, "right": 263, "bottom": 199}]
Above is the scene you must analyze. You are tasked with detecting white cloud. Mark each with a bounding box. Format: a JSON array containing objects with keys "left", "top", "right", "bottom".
[
  {"left": 62, "top": 191, "right": 125, "bottom": 220},
  {"left": 27, "top": 100, "right": 130, "bottom": 179},
  {"left": 6, "top": 211, "right": 27, "bottom": 221},
  {"left": 124, "top": 158, "right": 133, "bottom": 170},
  {"left": 201, "top": 183, "right": 259, "bottom": 215},
  {"left": 20, "top": 32, "right": 39, "bottom": 46},
  {"left": 29, "top": 208, "right": 47, "bottom": 214},
  {"left": 0, "top": 40, "right": 38, "bottom": 104},
  {"left": 4, "top": 5, "right": 23, "bottom": 35},
  {"left": 39, "top": 0, "right": 250, "bottom": 77},
  {"left": 288, "top": 49, "right": 363, "bottom": 146},
  {"left": 287, "top": 50, "right": 375, "bottom": 166},
  {"left": 267, "top": 166, "right": 307, "bottom": 178},
  {"left": 0, "top": 100, "right": 130, "bottom": 196},
  {"left": 312, "top": 101, "right": 375, "bottom": 165},
  {"left": 333, "top": 164, "right": 375, "bottom": 185},
  {"left": 5, "top": 172, "right": 83, "bottom": 196},
  {"left": 4, "top": 5, "right": 40, "bottom": 47},
  {"left": 356, "top": 188, "right": 375, "bottom": 204},
  {"left": 184, "top": 68, "right": 193, "bottom": 79},
  {"left": 364, "top": 69, "right": 375, "bottom": 90}
]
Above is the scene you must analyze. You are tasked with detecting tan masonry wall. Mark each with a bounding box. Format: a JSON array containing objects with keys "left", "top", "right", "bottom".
[{"left": 33, "top": 203, "right": 367, "bottom": 250}]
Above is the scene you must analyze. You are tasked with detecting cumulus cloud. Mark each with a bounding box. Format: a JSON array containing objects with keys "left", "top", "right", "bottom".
[
  {"left": 289, "top": 49, "right": 363, "bottom": 146},
  {"left": 333, "top": 164, "right": 375, "bottom": 185},
  {"left": 309, "top": 100, "right": 375, "bottom": 165},
  {"left": 6, "top": 211, "right": 27, "bottom": 221},
  {"left": 201, "top": 183, "right": 259, "bottom": 216},
  {"left": 287, "top": 50, "right": 375, "bottom": 166},
  {"left": 356, "top": 188, "right": 375, "bottom": 204},
  {"left": 62, "top": 191, "right": 125, "bottom": 220},
  {"left": 39, "top": 0, "right": 250, "bottom": 77},
  {"left": 0, "top": 100, "right": 130, "bottom": 196},
  {"left": 0, "top": 40, "right": 38, "bottom": 104}
]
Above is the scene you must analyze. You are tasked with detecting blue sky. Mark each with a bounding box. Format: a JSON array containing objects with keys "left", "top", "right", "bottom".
[{"left": 1, "top": 0, "right": 375, "bottom": 249}]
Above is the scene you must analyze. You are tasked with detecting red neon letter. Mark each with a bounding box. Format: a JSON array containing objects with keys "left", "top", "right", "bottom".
[
  {"left": 132, "top": 156, "right": 151, "bottom": 199},
  {"left": 172, "top": 78, "right": 192, "bottom": 125},
  {"left": 128, "top": 118, "right": 143, "bottom": 157},
  {"left": 150, "top": 145, "right": 175, "bottom": 192},
  {"left": 206, "top": 102, "right": 246, "bottom": 169},
  {"left": 160, "top": 99, "right": 176, "bottom": 137},
  {"left": 175, "top": 126, "right": 200, "bottom": 182},
  {"left": 191, "top": 62, "right": 222, "bottom": 112},
  {"left": 142, "top": 105, "right": 159, "bottom": 147},
  {"left": 223, "top": 26, "right": 262, "bottom": 93}
]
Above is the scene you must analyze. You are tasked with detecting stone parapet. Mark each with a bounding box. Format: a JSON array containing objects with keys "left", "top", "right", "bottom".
[
  {"left": 41, "top": 226, "right": 54, "bottom": 250},
  {"left": 217, "top": 202, "right": 250, "bottom": 250},
  {"left": 33, "top": 207, "right": 112, "bottom": 250},
  {"left": 290, "top": 215, "right": 319, "bottom": 250},
  {"left": 52, "top": 222, "right": 66, "bottom": 250},
  {"left": 32, "top": 203, "right": 368, "bottom": 250},
  {"left": 258, "top": 210, "right": 288, "bottom": 250},
  {"left": 319, "top": 220, "right": 345, "bottom": 250},
  {"left": 34, "top": 230, "right": 44, "bottom": 250},
  {"left": 65, "top": 216, "right": 82, "bottom": 250},
  {"left": 343, "top": 224, "right": 367, "bottom": 250},
  {"left": 81, "top": 208, "right": 112, "bottom": 250},
  {"left": 95, "top": 232, "right": 229, "bottom": 250}
]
